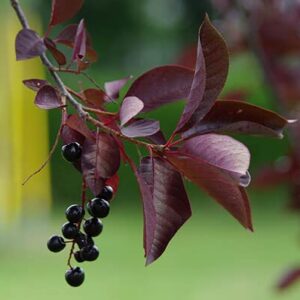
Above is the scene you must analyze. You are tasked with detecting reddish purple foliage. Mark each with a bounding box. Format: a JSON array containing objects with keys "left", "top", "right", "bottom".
[
  {"left": 15, "top": 29, "right": 46, "bottom": 60},
  {"left": 15, "top": 0, "right": 292, "bottom": 267},
  {"left": 34, "top": 85, "right": 62, "bottom": 109}
]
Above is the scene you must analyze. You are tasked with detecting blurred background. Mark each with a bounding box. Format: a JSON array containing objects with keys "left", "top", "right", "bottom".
[{"left": 1, "top": 0, "right": 300, "bottom": 299}]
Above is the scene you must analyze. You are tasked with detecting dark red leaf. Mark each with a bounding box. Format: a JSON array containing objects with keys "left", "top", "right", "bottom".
[
  {"left": 120, "top": 119, "right": 160, "bottom": 138},
  {"left": 23, "top": 79, "right": 48, "bottom": 91},
  {"left": 49, "top": 0, "right": 84, "bottom": 26},
  {"left": 146, "top": 131, "right": 167, "bottom": 145},
  {"left": 277, "top": 268, "right": 300, "bottom": 290},
  {"left": 105, "top": 173, "right": 120, "bottom": 196},
  {"left": 137, "top": 157, "right": 191, "bottom": 264},
  {"left": 166, "top": 151, "right": 253, "bottom": 230},
  {"left": 55, "top": 24, "right": 78, "bottom": 46},
  {"left": 105, "top": 76, "right": 133, "bottom": 100},
  {"left": 180, "top": 134, "right": 250, "bottom": 187},
  {"left": 176, "top": 26, "right": 206, "bottom": 132},
  {"left": 119, "top": 97, "right": 144, "bottom": 126},
  {"left": 61, "top": 124, "right": 85, "bottom": 145},
  {"left": 72, "top": 19, "right": 86, "bottom": 61},
  {"left": 82, "top": 88, "right": 107, "bottom": 108},
  {"left": 15, "top": 29, "right": 46, "bottom": 60},
  {"left": 81, "top": 133, "right": 120, "bottom": 195},
  {"left": 126, "top": 65, "right": 194, "bottom": 112},
  {"left": 55, "top": 24, "right": 93, "bottom": 47},
  {"left": 177, "top": 15, "right": 229, "bottom": 132},
  {"left": 182, "top": 100, "right": 290, "bottom": 139},
  {"left": 44, "top": 38, "right": 67, "bottom": 65},
  {"left": 65, "top": 114, "right": 95, "bottom": 140},
  {"left": 34, "top": 85, "right": 62, "bottom": 109}
]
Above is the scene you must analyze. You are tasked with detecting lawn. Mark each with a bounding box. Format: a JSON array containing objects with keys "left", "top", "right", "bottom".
[{"left": 2, "top": 188, "right": 300, "bottom": 300}]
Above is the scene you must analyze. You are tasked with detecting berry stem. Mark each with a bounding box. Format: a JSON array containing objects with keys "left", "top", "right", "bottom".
[{"left": 10, "top": 0, "right": 164, "bottom": 153}]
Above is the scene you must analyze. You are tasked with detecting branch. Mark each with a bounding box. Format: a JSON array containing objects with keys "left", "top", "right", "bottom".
[{"left": 10, "top": 0, "right": 163, "bottom": 152}]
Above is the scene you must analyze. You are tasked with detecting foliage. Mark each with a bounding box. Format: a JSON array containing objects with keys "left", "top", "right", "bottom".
[{"left": 11, "top": 0, "right": 290, "bottom": 268}]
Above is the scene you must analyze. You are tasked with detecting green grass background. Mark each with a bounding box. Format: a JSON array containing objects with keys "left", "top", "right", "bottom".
[{"left": 2, "top": 188, "right": 300, "bottom": 300}]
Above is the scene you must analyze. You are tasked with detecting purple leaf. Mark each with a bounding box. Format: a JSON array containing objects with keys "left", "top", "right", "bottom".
[
  {"left": 146, "top": 131, "right": 167, "bottom": 145},
  {"left": 61, "top": 124, "right": 85, "bottom": 145},
  {"left": 81, "top": 133, "right": 120, "bottom": 195},
  {"left": 277, "top": 268, "right": 300, "bottom": 290},
  {"left": 121, "top": 119, "right": 160, "bottom": 138},
  {"left": 181, "top": 134, "right": 251, "bottom": 187},
  {"left": 137, "top": 157, "right": 191, "bottom": 264},
  {"left": 126, "top": 65, "right": 194, "bottom": 112},
  {"left": 65, "top": 114, "right": 95, "bottom": 141},
  {"left": 176, "top": 24, "right": 206, "bottom": 132},
  {"left": 49, "top": 0, "right": 84, "bottom": 26},
  {"left": 15, "top": 29, "right": 46, "bottom": 60},
  {"left": 119, "top": 97, "right": 144, "bottom": 126},
  {"left": 182, "top": 100, "right": 290, "bottom": 139},
  {"left": 72, "top": 19, "right": 86, "bottom": 61},
  {"left": 105, "top": 76, "right": 133, "bottom": 100},
  {"left": 23, "top": 79, "right": 48, "bottom": 91},
  {"left": 176, "top": 15, "right": 229, "bottom": 132},
  {"left": 83, "top": 88, "right": 107, "bottom": 108},
  {"left": 44, "top": 38, "right": 67, "bottom": 66},
  {"left": 34, "top": 85, "right": 62, "bottom": 109},
  {"left": 54, "top": 24, "right": 78, "bottom": 46},
  {"left": 166, "top": 151, "right": 253, "bottom": 230}
]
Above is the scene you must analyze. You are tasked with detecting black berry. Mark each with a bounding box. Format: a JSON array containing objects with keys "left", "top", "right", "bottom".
[
  {"left": 81, "top": 245, "right": 99, "bottom": 261},
  {"left": 74, "top": 251, "right": 85, "bottom": 263},
  {"left": 65, "top": 204, "right": 85, "bottom": 223},
  {"left": 62, "top": 222, "right": 79, "bottom": 239},
  {"left": 74, "top": 232, "right": 89, "bottom": 249},
  {"left": 65, "top": 267, "right": 85, "bottom": 287},
  {"left": 62, "top": 142, "right": 82, "bottom": 162},
  {"left": 87, "top": 198, "right": 110, "bottom": 218},
  {"left": 87, "top": 235, "right": 95, "bottom": 246},
  {"left": 83, "top": 218, "right": 103, "bottom": 237},
  {"left": 99, "top": 186, "right": 114, "bottom": 201},
  {"left": 47, "top": 235, "right": 65, "bottom": 252}
]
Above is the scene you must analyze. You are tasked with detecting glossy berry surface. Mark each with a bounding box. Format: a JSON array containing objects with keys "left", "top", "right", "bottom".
[
  {"left": 87, "top": 198, "right": 110, "bottom": 218},
  {"left": 62, "top": 222, "right": 79, "bottom": 239},
  {"left": 62, "top": 142, "right": 82, "bottom": 162},
  {"left": 83, "top": 218, "right": 103, "bottom": 237},
  {"left": 47, "top": 235, "right": 65, "bottom": 252},
  {"left": 65, "top": 204, "right": 85, "bottom": 223},
  {"left": 81, "top": 245, "right": 99, "bottom": 261},
  {"left": 65, "top": 267, "right": 85, "bottom": 287},
  {"left": 99, "top": 186, "right": 114, "bottom": 201},
  {"left": 74, "top": 251, "right": 85, "bottom": 263},
  {"left": 75, "top": 232, "right": 88, "bottom": 249}
]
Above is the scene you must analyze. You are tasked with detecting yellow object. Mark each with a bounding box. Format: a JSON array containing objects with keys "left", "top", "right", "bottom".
[{"left": 0, "top": 7, "right": 51, "bottom": 224}]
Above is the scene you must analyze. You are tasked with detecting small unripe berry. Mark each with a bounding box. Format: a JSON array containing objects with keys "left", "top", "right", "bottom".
[
  {"left": 65, "top": 267, "right": 85, "bottom": 287},
  {"left": 62, "top": 222, "right": 79, "bottom": 239},
  {"left": 83, "top": 218, "right": 103, "bottom": 237},
  {"left": 47, "top": 235, "right": 65, "bottom": 252},
  {"left": 99, "top": 186, "right": 114, "bottom": 201},
  {"left": 87, "top": 198, "right": 110, "bottom": 218},
  {"left": 81, "top": 245, "right": 99, "bottom": 261},
  {"left": 62, "top": 142, "right": 82, "bottom": 162},
  {"left": 65, "top": 204, "right": 85, "bottom": 223}
]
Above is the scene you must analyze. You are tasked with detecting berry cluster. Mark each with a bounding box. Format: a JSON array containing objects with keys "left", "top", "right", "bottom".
[{"left": 47, "top": 143, "right": 114, "bottom": 287}]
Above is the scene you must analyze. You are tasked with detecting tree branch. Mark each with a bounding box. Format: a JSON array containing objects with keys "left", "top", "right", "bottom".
[{"left": 10, "top": 0, "right": 163, "bottom": 152}]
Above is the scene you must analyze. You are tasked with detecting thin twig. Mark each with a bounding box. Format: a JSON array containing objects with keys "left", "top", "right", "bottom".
[{"left": 22, "top": 119, "right": 63, "bottom": 185}]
